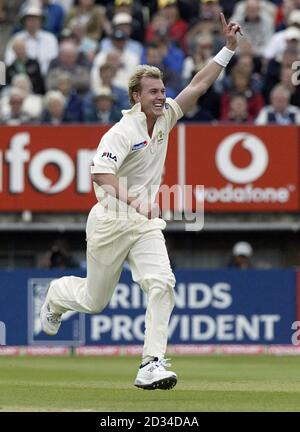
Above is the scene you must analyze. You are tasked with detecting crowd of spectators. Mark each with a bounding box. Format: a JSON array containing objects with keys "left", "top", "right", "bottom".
[{"left": 0, "top": 0, "right": 299, "bottom": 126}]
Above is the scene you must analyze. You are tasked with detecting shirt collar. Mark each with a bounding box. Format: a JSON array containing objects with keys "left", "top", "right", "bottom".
[{"left": 121, "top": 102, "right": 143, "bottom": 116}]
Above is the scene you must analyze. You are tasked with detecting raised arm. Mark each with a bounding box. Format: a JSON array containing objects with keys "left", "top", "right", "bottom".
[{"left": 175, "top": 13, "right": 242, "bottom": 115}]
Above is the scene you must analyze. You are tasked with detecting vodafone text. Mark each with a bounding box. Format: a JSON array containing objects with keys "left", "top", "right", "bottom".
[{"left": 196, "top": 183, "right": 293, "bottom": 204}]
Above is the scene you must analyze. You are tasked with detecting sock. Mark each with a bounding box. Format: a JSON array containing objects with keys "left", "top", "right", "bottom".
[{"left": 140, "top": 356, "right": 157, "bottom": 368}]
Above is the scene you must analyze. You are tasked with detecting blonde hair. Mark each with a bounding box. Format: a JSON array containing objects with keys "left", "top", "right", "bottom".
[{"left": 128, "top": 65, "right": 163, "bottom": 105}]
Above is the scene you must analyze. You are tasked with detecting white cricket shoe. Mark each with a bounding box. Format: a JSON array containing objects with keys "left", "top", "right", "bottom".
[
  {"left": 134, "top": 357, "right": 177, "bottom": 390},
  {"left": 40, "top": 300, "right": 62, "bottom": 336}
]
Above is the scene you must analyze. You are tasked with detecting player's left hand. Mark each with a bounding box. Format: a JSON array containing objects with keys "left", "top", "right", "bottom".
[{"left": 220, "top": 12, "right": 243, "bottom": 51}]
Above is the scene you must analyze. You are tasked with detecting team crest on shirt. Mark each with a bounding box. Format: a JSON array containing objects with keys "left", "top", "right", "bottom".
[
  {"left": 157, "top": 131, "right": 164, "bottom": 144},
  {"left": 132, "top": 140, "right": 148, "bottom": 152}
]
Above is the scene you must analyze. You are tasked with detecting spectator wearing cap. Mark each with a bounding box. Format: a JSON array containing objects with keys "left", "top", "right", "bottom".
[
  {"left": 6, "top": 36, "right": 45, "bottom": 94},
  {"left": 65, "top": 0, "right": 110, "bottom": 42},
  {"left": 228, "top": 241, "right": 254, "bottom": 269},
  {"left": 82, "top": 61, "right": 130, "bottom": 118},
  {"left": 263, "top": 9, "right": 300, "bottom": 62},
  {"left": 255, "top": 84, "right": 300, "bottom": 125},
  {"left": 100, "top": 12, "right": 143, "bottom": 58},
  {"left": 231, "top": 0, "right": 277, "bottom": 23},
  {"left": 91, "top": 29, "right": 140, "bottom": 91},
  {"left": 83, "top": 86, "right": 122, "bottom": 124},
  {"left": 105, "top": 0, "right": 147, "bottom": 43},
  {"left": 230, "top": 0, "right": 275, "bottom": 57},
  {"left": 5, "top": 6, "right": 59, "bottom": 75},
  {"left": 146, "top": 0, "right": 188, "bottom": 51},
  {"left": 14, "top": 1, "right": 65, "bottom": 37}
]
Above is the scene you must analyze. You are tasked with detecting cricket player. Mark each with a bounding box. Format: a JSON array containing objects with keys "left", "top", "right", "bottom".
[{"left": 40, "top": 14, "right": 242, "bottom": 390}]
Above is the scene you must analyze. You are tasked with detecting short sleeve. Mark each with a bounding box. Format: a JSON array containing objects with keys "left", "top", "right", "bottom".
[
  {"left": 91, "top": 131, "right": 131, "bottom": 175},
  {"left": 164, "top": 97, "right": 184, "bottom": 132}
]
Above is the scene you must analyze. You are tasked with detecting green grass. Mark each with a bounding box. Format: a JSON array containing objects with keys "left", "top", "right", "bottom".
[{"left": 1, "top": 355, "right": 300, "bottom": 411}]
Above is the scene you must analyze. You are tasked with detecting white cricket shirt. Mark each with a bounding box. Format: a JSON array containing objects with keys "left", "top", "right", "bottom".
[{"left": 91, "top": 97, "right": 183, "bottom": 216}]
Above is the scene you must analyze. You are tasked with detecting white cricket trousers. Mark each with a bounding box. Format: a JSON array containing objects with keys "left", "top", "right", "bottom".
[{"left": 47, "top": 203, "right": 176, "bottom": 359}]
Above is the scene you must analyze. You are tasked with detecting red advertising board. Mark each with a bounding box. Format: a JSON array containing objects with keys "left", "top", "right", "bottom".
[
  {"left": 0, "top": 125, "right": 179, "bottom": 212},
  {"left": 0, "top": 125, "right": 299, "bottom": 212},
  {"left": 0, "top": 125, "right": 106, "bottom": 211},
  {"left": 185, "top": 125, "right": 299, "bottom": 211}
]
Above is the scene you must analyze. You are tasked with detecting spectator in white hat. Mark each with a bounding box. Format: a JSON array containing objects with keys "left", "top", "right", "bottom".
[
  {"left": 228, "top": 241, "right": 254, "bottom": 269},
  {"left": 263, "top": 9, "right": 300, "bottom": 62},
  {"left": 99, "top": 12, "right": 143, "bottom": 58},
  {"left": 105, "top": 0, "right": 146, "bottom": 42},
  {"left": 83, "top": 86, "right": 122, "bottom": 124},
  {"left": 5, "top": 6, "right": 58, "bottom": 75},
  {"left": 230, "top": 0, "right": 275, "bottom": 56}
]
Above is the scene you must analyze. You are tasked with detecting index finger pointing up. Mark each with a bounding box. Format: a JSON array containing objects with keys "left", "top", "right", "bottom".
[{"left": 220, "top": 12, "right": 227, "bottom": 29}]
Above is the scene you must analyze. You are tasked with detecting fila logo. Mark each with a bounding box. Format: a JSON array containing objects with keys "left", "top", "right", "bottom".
[{"left": 101, "top": 152, "right": 118, "bottom": 162}]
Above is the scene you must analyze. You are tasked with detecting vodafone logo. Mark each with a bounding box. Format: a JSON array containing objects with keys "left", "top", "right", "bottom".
[
  {"left": 216, "top": 132, "right": 268, "bottom": 184},
  {"left": 194, "top": 132, "right": 295, "bottom": 205}
]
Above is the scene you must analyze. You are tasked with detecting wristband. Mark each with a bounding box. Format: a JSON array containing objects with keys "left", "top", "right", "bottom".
[{"left": 213, "top": 47, "right": 235, "bottom": 67}]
